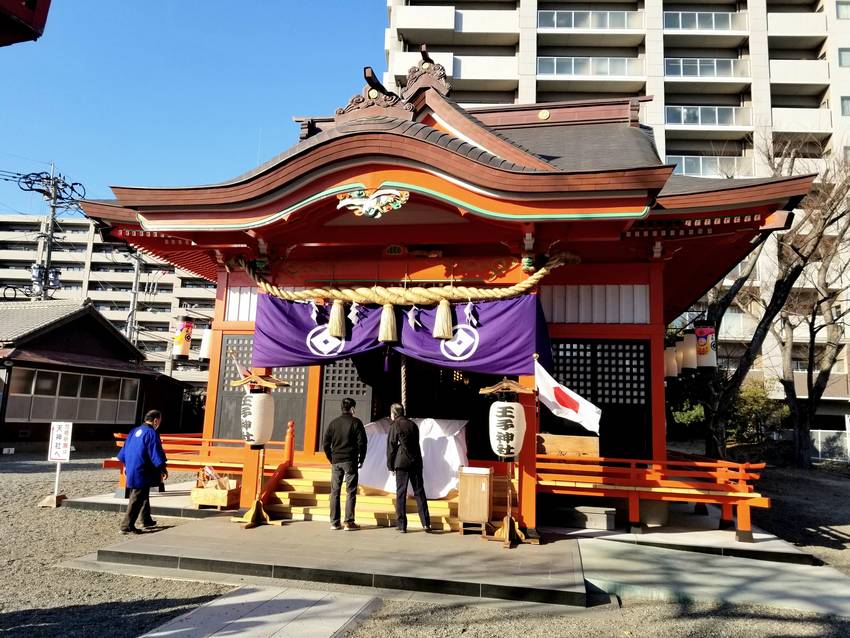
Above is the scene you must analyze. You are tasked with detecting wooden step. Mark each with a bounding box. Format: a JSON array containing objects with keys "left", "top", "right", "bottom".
[
  {"left": 285, "top": 466, "right": 332, "bottom": 480},
  {"left": 265, "top": 504, "right": 459, "bottom": 531},
  {"left": 272, "top": 494, "right": 457, "bottom": 515}
]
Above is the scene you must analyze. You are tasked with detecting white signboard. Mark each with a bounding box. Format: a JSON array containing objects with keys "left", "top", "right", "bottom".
[{"left": 47, "top": 421, "right": 73, "bottom": 462}]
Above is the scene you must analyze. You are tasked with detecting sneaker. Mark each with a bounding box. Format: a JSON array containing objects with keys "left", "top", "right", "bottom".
[
  {"left": 142, "top": 520, "right": 157, "bottom": 529},
  {"left": 329, "top": 523, "right": 343, "bottom": 531},
  {"left": 343, "top": 522, "right": 360, "bottom": 531},
  {"left": 120, "top": 527, "right": 142, "bottom": 535},
  {"left": 424, "top": 526, "right": 435, "bottom": 534},
  {"left": 397, "top": 527, "right": 407, "bottom": 534}
]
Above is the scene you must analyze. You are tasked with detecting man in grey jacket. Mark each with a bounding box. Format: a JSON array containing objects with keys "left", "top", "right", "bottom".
[{"left": 386, "top": 403, "right": 432, "bottom": 533}]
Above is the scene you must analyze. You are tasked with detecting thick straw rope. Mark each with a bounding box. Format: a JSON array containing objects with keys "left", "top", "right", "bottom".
[{"left": 236, "top": 253, "right": 576, "bottom": 305}]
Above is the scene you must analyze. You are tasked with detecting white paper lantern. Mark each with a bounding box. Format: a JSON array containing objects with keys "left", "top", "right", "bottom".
[
  {"left": 675, "top": 337, "right": 685, "bottom": 371},
  {"left": 172, "top": 315, "right": 194, "bottom": 361},
  {"left": 664, "top": 346, "right": 679, "bottom": 378},
  {"left": 695, "top": 322, "right": 717, "bottom": 368},
  {"left": 241, "top": 392, "right": 275, "bottom": 446},
  {"left": 488, "top": 401, "right": 526, "bottom": 459},
  {"left": 198, "top": 328, "right": 213, "bottom": 363},
  {"left": 682, "top": 331, "right": 697, "bottom": 370}
]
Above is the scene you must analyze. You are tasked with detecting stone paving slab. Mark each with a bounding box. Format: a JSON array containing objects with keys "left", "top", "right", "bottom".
[
  {"left": 140, "top": 585, "right": 378, "bottom": 638},
  {"left": 580, "top": 537, "right": 850, "bottom": 617},
  {"left": 96, "top": 517, "right": 587, "bottom": 606}
]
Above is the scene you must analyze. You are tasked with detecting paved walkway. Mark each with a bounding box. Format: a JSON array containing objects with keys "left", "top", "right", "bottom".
[
  {"left": 141, "top": 585, "right": 377, "bottom": 637},
  {"left": 580, "top": 537, "right": 850, "bottom": 616}
]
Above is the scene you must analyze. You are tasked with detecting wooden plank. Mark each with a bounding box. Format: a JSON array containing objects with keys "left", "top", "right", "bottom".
[
  {"left": 578, "top": 285, "right": 593, "bottom": 323},
  {"left": 552, "top": 285, "right": 566, "bottom": 323},
  {"left": 606, "top": 285, "right": 620, "bottom": 323},
  {"left": 592, "top": 285, "right": 606, "bottom": 323},
  {"left": 565, "top": 285, "right": 579, "bottom": 323},
  {"left": 619, "top": 285, "right": 634, "bottom": 323}
]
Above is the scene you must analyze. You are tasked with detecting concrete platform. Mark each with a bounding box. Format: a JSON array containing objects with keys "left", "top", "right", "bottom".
[
  {"left": 95, "top": 517, "right": 587, "bottom": 607},
  {"left": 140, "top": 585, "right": 378, "bottom": 638},
  {"left": 63, "top": 481, "right": 233, "bottom": 520}
]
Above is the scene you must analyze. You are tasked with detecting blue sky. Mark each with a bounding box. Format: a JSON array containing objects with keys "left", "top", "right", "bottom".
[{"left": 0, "top": 1, "right": 387, "bottom": 216}]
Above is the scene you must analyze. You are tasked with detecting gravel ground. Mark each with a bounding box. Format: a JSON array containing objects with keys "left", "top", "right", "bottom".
[
  {"left": 0, "top": 452, "right": 230, "bottom": 638},
  {"left": 348, "top": 599, "right": 850, "bottom": 638},
  {"left": 3, "top": 450, "right": 850, "bottom": 638}
]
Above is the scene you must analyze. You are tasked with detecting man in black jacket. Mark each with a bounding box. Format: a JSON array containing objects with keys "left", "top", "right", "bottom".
[
  {"left": 386, "top": 403, "right": 432, "bottom": 533},
  {"left": 323, "top": 397, "right": 367, "bottom": 531}
]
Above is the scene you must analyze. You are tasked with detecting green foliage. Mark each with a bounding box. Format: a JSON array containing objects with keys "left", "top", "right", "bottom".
[
  {"left": 727, "top": 381, "right": 789, "bottom": 444},
  {"left": 672, "top": 399, "right": 704, "bottom": 426}
]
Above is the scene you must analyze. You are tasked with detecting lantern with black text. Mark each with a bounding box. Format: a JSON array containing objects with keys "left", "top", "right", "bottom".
[
  {"left": 695, "top": 321, "right": 717, "bottom": 368},
  {"left": 488, "top": 401, "right": 526, "bottom": 458},
  {"left": 240, "top": 391, "right": 275, "bottom": 446},
  {"left": 172, "top": 315, "right": 194, "bottom": 361}
]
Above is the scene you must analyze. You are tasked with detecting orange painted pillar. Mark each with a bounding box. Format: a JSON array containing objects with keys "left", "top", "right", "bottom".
[
  {"left": 239, "top": 445, "right": 262, "bottom": 508},
  {"left": 649, "top": 261, "right": 667, "bottom": 461},
  {"left": 517, "top": 374, "right": 538, "bottom": 530}
]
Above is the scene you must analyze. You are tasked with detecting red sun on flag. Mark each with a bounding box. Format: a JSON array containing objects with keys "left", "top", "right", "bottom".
[{"left": 553, "top": 386, "right": 580, "bottom": 413}]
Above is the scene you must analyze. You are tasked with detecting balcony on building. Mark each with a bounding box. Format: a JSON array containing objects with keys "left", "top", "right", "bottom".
[
  {"left": 665, "top": 105, "right": 753, "bottom": 139},
  {"left": 537, "top": 9, "right": 645, "bottom": 46},
  {"left": 536, "top": 56, "right": 646, "bottom": 92},
  {"left": 666, "top": 154, "right": 755, "bottom": 177},
  {"left": 664, "top": 57, "right": 751, "bottom": 93},
  {"left": 772, "top": 107, "right": 832, "bottom": 139},
  {"left": 663, "top": 11, "right": 749, "bottom": 47},
  {"left": 767, "top": 11, "right": 827, "bottom": 50},
  {"left": 391, "top": 51, "right": 518, "bottom": 92},
  {"left": 718, "top": 310, "right": 759, "bottom": 341},
  {"left": 393, "top": 5, "right": 519, "bottom": 46},
  {"left": 769, "top": 59, "right": 830, "bottom": 96}
]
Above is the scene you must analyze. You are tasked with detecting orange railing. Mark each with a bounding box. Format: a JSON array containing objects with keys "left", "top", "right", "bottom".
[
  {"left": 536, "top": 454, "right": 768, "bottom": 539},
  {"left": 106, "top": 421, "right": 297, "bottom": 509}
]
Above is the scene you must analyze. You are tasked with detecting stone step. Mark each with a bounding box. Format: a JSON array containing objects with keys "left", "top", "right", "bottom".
[{"left": 556, "top": 506, "right": 617, "bottom": 531}]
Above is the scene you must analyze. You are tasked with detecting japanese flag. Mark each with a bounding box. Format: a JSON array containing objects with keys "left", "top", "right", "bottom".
[{"left": 535, "top": 360, "right": 601, "bottom": 435}]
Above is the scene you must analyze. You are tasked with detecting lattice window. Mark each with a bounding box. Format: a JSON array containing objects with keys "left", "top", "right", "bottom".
[
  {"left": 214, "top": 335, "right": 308, "bottom": 448},
  {"left": 321, "top": 358, "right": 370, "bottom": 400},
  {"left": 550, "top": 339, "right": 649, "bottom": 406}
]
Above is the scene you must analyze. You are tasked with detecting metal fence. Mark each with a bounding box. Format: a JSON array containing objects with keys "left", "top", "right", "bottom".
[{"left": 811, "top": 429, "right": 849, "bottom": 461}]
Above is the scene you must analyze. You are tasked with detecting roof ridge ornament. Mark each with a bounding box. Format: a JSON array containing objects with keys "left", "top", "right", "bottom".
[
  {"left": 334, "top": 67, "right": 414, "bottom": 123},
  {"left": 401, "top": 45, "right": 451, "bottom": 99}
]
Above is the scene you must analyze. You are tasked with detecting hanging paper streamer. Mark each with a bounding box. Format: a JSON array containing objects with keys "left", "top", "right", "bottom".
[
  {"left": 348, "top": 301, "right": 361, "bottom": 325},
  {"left": 464, "top": 301, "right": 478, "bottom": 327},
  {"left": 310, "top": 301, "right": 320, "bottom": 324},
  {"left": 406, "top": 306, "right": 422, "bottom": 330}
]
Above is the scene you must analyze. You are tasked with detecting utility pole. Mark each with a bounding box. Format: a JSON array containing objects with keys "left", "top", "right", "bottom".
[
  {"left": 126, "top": 251, "right": 142, "bottom": 345},
  {"left": 38, "top": 163, "right": 58, "bottom": 301}
]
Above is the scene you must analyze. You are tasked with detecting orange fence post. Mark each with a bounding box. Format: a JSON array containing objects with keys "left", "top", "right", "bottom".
[
  {"left": 239, "top": 445, "right": 261, "bottom": 509},
  {"left": 736, "top": 503, "right": 753, "bottom": 543},
  {"left": 720, "top": 503, "right": 734, "bottom": 529},
  {"left": 628, "top": 493, "right": 642, "bottom": 534}
]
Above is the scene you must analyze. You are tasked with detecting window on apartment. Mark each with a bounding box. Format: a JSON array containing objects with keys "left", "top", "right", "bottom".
[
  {"left": 839, "top": 1, "right": 850, "bottom": 18},
  {"left": 843, "top": 97, "right": 850, "bottom": 116},
  {"left": 840, "top": 49, "right": 850, "bottom": 67}
]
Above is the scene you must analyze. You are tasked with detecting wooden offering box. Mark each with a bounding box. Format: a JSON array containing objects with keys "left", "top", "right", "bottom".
[
  {"left": 190, "top": 478, "right": 240, "bottom": 510},
  {"left": 536, "top": 433, "right": 600, "bottom": 457}
]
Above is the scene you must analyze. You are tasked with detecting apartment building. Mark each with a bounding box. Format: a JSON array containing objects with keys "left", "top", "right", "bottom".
[
  {"left": 385, "top": 0, "right": 850, "bottom": 178},
  {"left": 0, "top": 214, "right": 214, "bottom": 386},
  {"left": 385, "top": 0, "right": 850, "bottom": 426}
]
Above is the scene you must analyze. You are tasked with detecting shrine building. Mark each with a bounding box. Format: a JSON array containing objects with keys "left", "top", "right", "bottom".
[{"left": 83, "top": 54, "right": 813, "bottom": 542}]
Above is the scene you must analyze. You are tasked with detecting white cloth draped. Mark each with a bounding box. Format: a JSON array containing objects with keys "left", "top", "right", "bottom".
[{"left": 359, "top": 418, "right": 468, "bottom": 499}]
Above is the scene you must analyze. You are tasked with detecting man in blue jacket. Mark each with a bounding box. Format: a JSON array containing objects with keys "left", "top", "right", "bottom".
[{"left": 117, "top": 409, "right": 168, "bottom": 533}]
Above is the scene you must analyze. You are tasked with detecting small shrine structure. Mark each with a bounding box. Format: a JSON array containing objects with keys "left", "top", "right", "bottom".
[{"left": 83, "top": 53, "right": 813, "bottom": 541}]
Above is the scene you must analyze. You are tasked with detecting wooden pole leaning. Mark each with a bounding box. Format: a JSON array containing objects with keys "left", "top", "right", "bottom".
[{"left": 240, "top": 444, "right": 271, "bottom": 529}]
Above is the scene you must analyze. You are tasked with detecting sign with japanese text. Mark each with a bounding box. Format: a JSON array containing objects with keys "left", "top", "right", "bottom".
[
  {"left": 47, "top": 421, "right": 73, "bottom": 462},
  {"left": 488, "top": 401, "right": 526, "bottom": 459}
]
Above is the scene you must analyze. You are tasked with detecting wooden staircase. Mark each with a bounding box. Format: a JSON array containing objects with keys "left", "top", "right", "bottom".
[{"left": 264, "top": 466, "right": 520, "bottom": 532}]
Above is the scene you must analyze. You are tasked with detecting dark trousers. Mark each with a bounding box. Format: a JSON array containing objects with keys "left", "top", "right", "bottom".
[
  {"left": 329, "top": 461, "right": 358, "bottom": 525},
  {"left": 121, "top": 487, "right": 153, "bottom": 530},
  {"left": 394, "top": 467, "right": 430, "bottom": 531}
]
